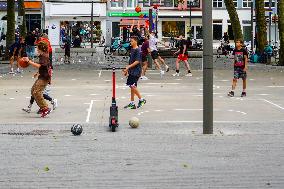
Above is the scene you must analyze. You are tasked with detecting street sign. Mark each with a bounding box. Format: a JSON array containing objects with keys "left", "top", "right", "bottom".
[{"left": 16, "top": 16, "right": 23, "bottom": 25}]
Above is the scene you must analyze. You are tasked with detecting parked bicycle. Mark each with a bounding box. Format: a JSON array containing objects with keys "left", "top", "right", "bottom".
[
  {"left": 191, "top": 39, "right": 203, "bottom": 50},
  {"left": 104, "top": 37, "right": 131, "bottom": 56}
]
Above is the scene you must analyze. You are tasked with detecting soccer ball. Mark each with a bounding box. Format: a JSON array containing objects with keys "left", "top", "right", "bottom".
[
  {"left": 129, "top": 117, "right": 139, "bottom": 128},
  {"left": 71, "top": 124, "right": 83, "bottom": 136}
]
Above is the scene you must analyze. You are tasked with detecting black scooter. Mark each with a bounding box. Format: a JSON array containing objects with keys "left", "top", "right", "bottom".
[{"left": 109, "top": 67, "right": 119, "bottom": 132}]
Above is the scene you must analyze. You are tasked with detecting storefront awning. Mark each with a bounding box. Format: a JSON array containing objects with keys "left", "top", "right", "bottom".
[{"left": 0, "top": 2, "right": 42, "bottom": 10}]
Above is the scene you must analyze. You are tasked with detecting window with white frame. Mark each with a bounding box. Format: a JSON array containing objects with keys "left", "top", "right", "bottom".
[
  {"left": 242, "top": 0, "right": 251, "bottom": 8},
  {"left": 127, "top": 0, "right": 138, "bottom": 8},
  {"left": 111, "top": 0, "right": 123, "bottom": 8},
  {"left": 264, "top": 0, "right": 276, "bottom": 8},
  {"left": 233, "top": 0, "right": 238, "bottom": 7},
  {"left": 213, "top": 0, "right": 223, "bottom": 8}
]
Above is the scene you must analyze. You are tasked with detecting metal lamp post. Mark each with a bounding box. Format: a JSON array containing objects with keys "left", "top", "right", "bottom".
[
  {"left": 190, "top": 0, "right": 193, "bottom": 28},
  {"left": 203, "top": 0, "right": 213, "bottom": 134},
  {"left": 251, "top": 0, "right": 254, "bottom": 51},
  {"left": 91, "top": 1, "right": 94, "bottom": 48}
]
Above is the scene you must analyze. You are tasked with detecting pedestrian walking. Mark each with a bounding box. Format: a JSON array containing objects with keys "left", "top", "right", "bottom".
[
  {"left": 25, "top": 32, "right": 36, "bottom": 60},
  {"left": 8, "top": 37, "right": 25, "bottom": 74},
  {"left": 140, "top": 35, "right": 151, "bottom": 80},
  {"left": 64, "top": 37, "right": 71, "bottom": 64}
]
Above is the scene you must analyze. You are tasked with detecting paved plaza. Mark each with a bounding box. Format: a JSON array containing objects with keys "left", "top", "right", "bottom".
[{"left": 0, "top": 58, "right": 284, "bottom": 188}]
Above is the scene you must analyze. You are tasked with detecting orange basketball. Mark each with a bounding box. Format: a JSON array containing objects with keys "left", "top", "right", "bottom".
[
  {"left": 19, "top": 57, "right": 29, "bottom": 68},
  {"left": 135, "top": 6, "right": 141, "bottom": 13}
]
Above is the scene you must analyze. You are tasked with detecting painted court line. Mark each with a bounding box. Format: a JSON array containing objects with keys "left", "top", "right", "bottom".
[
  {"left": 3, "top": 120, "right": 284, "bottom": 125},
  {"left": 86, "top": 100, "right": 94, "bottom": 123},
  {"left": 262, "top": 99, "right": 284, "bottom": 110}
]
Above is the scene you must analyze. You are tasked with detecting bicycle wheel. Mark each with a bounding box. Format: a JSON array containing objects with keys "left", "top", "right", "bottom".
[
  {"left": 118, "top": 47, "right": 128, "bottom": 56},
  {"left": 104, "top": 46, "right": 112, "bottom": 55}
]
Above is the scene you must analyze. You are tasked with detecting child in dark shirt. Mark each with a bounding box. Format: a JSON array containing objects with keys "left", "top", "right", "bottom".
[
  {"left": 123, "top": 36, "right": 146, "bottom": 109},
  {"left": 228, "top": 39, "right": 248, "bottom": 97}
]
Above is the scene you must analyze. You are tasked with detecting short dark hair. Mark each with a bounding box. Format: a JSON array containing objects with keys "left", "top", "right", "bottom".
[
  {"left": 235, "top": 39, "right": 244, "bottom": 44},
  {"left": 130, "top": 36, "right": 139, "bottom": 42}
]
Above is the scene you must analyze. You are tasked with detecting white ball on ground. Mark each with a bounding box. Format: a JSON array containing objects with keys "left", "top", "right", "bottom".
[{"left": 129, "top": 117, "right": 140, "bottom": 128}]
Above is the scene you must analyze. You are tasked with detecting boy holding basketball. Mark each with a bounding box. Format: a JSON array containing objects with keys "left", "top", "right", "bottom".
[
  {"left": 22, "top": 41, "right": 52, "bottom": 117},
  {"left": 123, "top": 36, "right": 146, "bottom": 109},
  {"left": 228, "top": 39, "right": 248, "bottom": 97}
]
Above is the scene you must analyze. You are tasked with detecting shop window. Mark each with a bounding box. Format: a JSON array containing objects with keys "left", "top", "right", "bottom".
[
  {"left": 112, "top": 22, "right": 120, "bottom": 38},
  {"left": 162, "top": 21, "right": 185, "bottom": 38},
  {"left": 60, "top": 21, "right": 101, "bottom": 47},
  {"left": 196, "top": 26, "right": 203, "bottom": 39},
  {"left": 243, "top": 26, "right": 251, "bottom": 42},
  {"left": 228, "top": 25, "right": 234, "bottom": 40},
  {"left": 213, "top": 25, "right": 222, "bottom": 40},
  {"left": 25, "top": 14, "right": 41, "bottom": 32}
]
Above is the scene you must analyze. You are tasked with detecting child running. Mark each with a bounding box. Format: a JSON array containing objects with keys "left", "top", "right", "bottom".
[
  {"left": 148, "top": 31, "right": 169, "bottom": 75},
  {"left": 123, "top": 36, "right": 146, "bottom": 109},
  {"left": 22, "top": 41, "right": 52, "bottom": 117},
  {"left": 228, "top": 39, "right": 248, "bottom": 97}
]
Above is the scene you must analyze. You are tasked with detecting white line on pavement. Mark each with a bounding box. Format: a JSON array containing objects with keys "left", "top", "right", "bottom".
[
  {"left": 266, "top": 86, "right": 284, "bottom": 88},
  {"left": 86, "top": 100, "right": 94, "bottom": 123},
  {"left": 262, "top": 99, "right": 284, "bottom": 110}
]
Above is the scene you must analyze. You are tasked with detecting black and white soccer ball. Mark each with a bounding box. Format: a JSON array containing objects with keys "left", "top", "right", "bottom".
[{"left": 71, "top": 124, "right": 83, "bottom": 136}]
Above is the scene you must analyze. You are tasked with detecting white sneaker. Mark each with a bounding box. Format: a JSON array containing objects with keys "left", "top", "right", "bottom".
[
  {"left": 160, "top": 70, "right": 165, "bottom": 75},
  {"left": 16, "top": 68, "right": 20, "bottom": 73},
  {"left": 51, "top": 99, "right": 58, "bottom": 110},
  {"left": 172, "top": 73, "right": 180, "bottom": 77},
  {"left": 165, "top": 65, "right": 169, "bottom": 72},
  {"left": 22, "top": 107, "right": 31, "bottom": 113},
  {"left": 185, "top": 73, "right": 193, "bottom": 77},
  {"left": 140, "top": 76, "right": 149, "bottom": 80}
]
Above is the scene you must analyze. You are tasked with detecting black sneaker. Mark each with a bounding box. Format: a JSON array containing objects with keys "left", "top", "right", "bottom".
[
  {"left": 227, "top": 91, "right": 234, "bottom": 97},
  {"left": 124, "top": 103, "right": 136, "bottom": 109},
  {"left": 137, "top": 99, "right": 146, "bottom": 108},
  {"left": 241, "top": 92, "right": 246, "bottom": 97}
]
